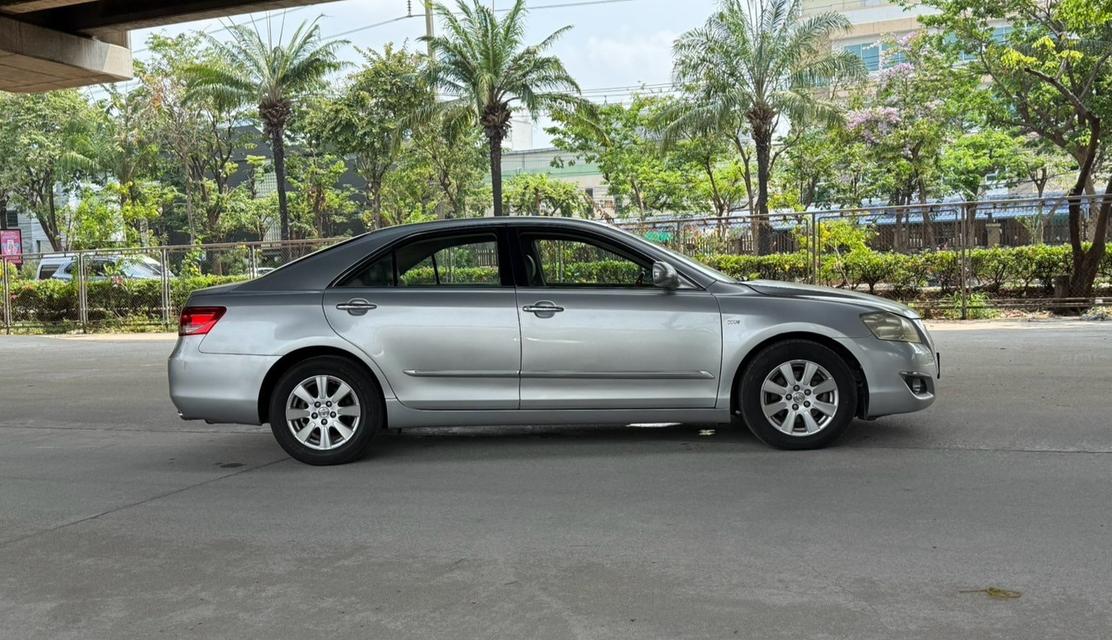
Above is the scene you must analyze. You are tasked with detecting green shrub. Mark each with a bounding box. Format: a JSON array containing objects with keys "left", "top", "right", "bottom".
[
  {"left": 9, "top": 279, "right": 78, "bottom": 323},
  {"left": 171, "top": 276, "right": 251, "bottom": 309},
  {"left": 704, "top": 252, "right": 810, "bottom": 282},
  {"left": 887, "top": 253, "right": 925, "bottom": 296},
  {"left": 5, "top": 275, "right": 250, "bottom": 326},
  {"left": 1101, "top": 244, "right": 1112, "bottom": 282},
  {"left": 844, "top": 249, "right": 901, "bottom": 293},
  {"left": 919, "top": 251, "right": 961, "bottom": 293},
  {"left": 400, "top": 266, "right": 500, "bottom": 286},
  {"left": 969, "top": 247, "right": 1014, "bottom": 291},
  {"left": 1010, "top": 244, "right": 1070, "bottom": 292}
]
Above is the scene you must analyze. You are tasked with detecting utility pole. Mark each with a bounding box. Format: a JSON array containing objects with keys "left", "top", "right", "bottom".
[{"left": 424, "top": 0, "right": 434, "bottom": 58}]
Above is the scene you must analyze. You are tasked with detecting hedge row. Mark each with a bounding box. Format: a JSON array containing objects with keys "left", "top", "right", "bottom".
[
  {"left": 6, "top": 275, "right": 248, "bottom": 324},
  {"left": 5, "top": 244, "right": 1111, "bottom": 326},
  {"left": 702, "top": 244, "right": 1112, "bottom": 295},
  {"left": 404, "top": 260, "right": 644, "bottom": 286}
]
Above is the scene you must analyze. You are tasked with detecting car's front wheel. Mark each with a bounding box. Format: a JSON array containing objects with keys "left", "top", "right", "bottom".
[
  {"left": 737, "top": 339, "right": 858, "bottom": 450},
  {"left": 268, "top": 356, "right": 382, "bottom": 465}
]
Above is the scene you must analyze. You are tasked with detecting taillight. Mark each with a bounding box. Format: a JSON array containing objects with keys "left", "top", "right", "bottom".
[{"left": 179, "top": 306, "right": 226, "bottom": 336}]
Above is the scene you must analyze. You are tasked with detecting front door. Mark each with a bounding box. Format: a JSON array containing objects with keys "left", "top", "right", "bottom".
[
  {"left": 323, "top": 230, "right": 520, "bottom": 410},
  {"left": 514, "top": 230, "right": 722, "bottom": 410}
]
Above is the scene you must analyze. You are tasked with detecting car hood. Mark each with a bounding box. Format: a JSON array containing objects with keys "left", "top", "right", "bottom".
[{"left": 744, "top": 280, "right": 919, "bottom": 318}]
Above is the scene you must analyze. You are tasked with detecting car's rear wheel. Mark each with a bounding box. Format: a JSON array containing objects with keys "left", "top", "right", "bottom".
[
  {"left": 737, "top": 339, "right": 857, "bottom": 450},
  {"left": 268, "top": 356, "right": 382, "bottom": 465}
]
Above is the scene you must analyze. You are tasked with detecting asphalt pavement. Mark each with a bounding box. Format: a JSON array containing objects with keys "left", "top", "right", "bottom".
[{"left": 0, "top": 321, "right": 1110, "bottom": 639}]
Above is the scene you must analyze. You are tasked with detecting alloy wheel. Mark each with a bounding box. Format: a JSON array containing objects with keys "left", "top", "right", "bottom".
[
  {"left": 759, "top": 359, "right": 840, "bottom": 436},
  {"left": 285, "top": 374, "right": 361, "bottom": 451}
]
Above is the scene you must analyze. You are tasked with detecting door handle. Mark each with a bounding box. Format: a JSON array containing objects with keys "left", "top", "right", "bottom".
[
  {"left": 523, "top": 301, "right": 564, "bottom": 316},
  {"left": 336, "top": 298, "right": 377, "bottom": 315}
]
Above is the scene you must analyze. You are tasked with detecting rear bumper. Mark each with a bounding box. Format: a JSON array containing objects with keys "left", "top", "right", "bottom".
[
  {"left": 168, "top": 336, "right": 278, "bottom": 425},
  {"left": 837, "top": 337, "right": 938, "bottom": 418}
]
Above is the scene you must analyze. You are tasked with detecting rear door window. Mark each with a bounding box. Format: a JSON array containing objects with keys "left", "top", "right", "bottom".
[{"left": 340, "top": 232, "right": 504, "bottom": 288}]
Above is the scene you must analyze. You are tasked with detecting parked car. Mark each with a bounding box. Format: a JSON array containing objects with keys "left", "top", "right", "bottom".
[
  {"left": 38, "top": 254, "right": 167, "bottom": 282},
  {"left": 169, "top": 217, "right": 938, "bottom": 465}
]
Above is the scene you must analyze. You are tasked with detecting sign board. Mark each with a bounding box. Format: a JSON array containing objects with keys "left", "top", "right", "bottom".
[{"left": 1, "top": 229, "right": 22, "bottom": 267}]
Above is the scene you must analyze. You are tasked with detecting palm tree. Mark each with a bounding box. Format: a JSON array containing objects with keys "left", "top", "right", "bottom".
[
  {"left": 423, "top": 0, "right": 580, "bottom": 216},
  {"left": 673, "top": 0, "right": 864, "bottom": 253},
  {"left": 185, "top": 18, "right": 345, "bottom": 242}
]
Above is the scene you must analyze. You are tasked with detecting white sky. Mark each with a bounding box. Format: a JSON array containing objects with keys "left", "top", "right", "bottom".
[{"left": 110, "top": 0, "right": 720, "bottom": 148}]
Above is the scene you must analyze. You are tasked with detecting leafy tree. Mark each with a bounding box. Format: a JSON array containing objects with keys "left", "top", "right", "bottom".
[
  {"left": 224, "top": 155, "right": 277, "bottom": 241},
  {"left": 0, "top": 90, "right": 104, "bottom": 250},
  {"left": 98, "top": 84, "right": 178, "bottom": 245},
  {"left": 655, "top": 97, "right": 749, "bottom": 218},
  {"left": 503, "top": 173, "right": 592, "bottom": 217},
  {"left": 673, "top": 0, "right": 865, "bottom": 253},
  {"left": 843, "top": 33, "right": 985, "bottom": 247},
  {"left": 916, "top": 0, "right": 1112, "bottom": 296},
  {"left": 141, "top": 34, "right": 247, "bottom": 246},
  {"left": 411, "top": 120, "right": 490, "bottom": 219},
  {"left": 942, "top": 130, "right": 1027, "bottom": 243},
  {"left": 313, "top": 45, "right": 430, "bottom": 229},
  {"left": 0, "top": 94, "right": 20, "bottom": 231},
  {"left": 286, "top": 154, "right": 359, "bottom": 239},
  {"left": 776, "top": 121, "right": 843, "bottom": 210},
  {"left": 548, "top": 97, "right": 694, "bottom": 217},
  {"left": 424, "top": 0, "right": 581, "bottom": 216},
  {"left": 185, "top": 18, "right": 345, "bottom": 243},
  {"left": 941, "top": 131, "right": 1026, "bottom": 201}
]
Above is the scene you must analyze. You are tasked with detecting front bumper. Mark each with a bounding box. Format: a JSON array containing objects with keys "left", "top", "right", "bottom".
[
  {"left": 837, "top": 336, "right": 938, "bottom": 418},
  {"left": 168, "top": 336, "right": 279, "bottom": 425}
]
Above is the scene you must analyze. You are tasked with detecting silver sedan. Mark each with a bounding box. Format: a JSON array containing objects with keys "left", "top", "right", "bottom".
[{"left": 169, "top": 217, "right": 938, "bottom": 465}]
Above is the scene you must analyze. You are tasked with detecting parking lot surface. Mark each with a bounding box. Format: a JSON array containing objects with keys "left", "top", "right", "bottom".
[{"left": 1, "top": 321, "right": 1110, "bottom": 639}]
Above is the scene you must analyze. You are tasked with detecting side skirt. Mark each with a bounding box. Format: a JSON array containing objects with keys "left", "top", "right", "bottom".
[{"left": 384, "top": 400, "right": 730, "bottom": 429}]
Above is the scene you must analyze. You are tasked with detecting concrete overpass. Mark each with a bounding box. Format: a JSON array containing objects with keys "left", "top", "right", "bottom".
[{"left": 0, "top": 0, "right": 335, "bottom": 92}]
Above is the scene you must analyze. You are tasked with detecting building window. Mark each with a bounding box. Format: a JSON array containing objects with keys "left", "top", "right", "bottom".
[
  {"left": 844, "top": 42, "right": 882, "bottom": 72},
  {"left": 991, "top": 26, "right": 1012, "bottom": 43}
]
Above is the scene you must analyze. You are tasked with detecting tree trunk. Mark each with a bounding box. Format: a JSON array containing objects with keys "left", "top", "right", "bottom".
[
  {"left": 702, "top": 157, "right": 726, "bottom": 217},
  {"left": 1066, "top": 180, "right": 1111, "bottom": 299},
  {"left": 488, "top": 130, "right": 505, "bottom": 216},
  {"left": 917, "top": 178, "right": 935, "bottom": 249},
  {"left": 367, "top": 180, "right": 384, "bottom": 230},
  {"left": 45, "top": 188, "right": 62, "bottom": 251},
  {"left": 271, "top": 127, "right": 290, "bottom": 244},
  {"left": 748, "top": 111, "right": 773, "bottom": 255}
]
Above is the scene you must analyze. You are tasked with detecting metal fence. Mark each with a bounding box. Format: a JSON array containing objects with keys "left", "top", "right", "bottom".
[
  {"left": 3, "top": 195, "right": 1111, "bottom": 332},
  {"left": 613, "top": 195, "right": 1111, "bottom": 255},
  {"left": 612, "top": 195, "right": 1112, "bottom": 317},
  {"left": 1, "top": 237, "right": 343, "bottom": 333}
]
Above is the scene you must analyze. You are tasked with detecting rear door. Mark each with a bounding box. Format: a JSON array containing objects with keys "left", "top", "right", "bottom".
[
  {"left": 323, "top": 228, "right": 521, "bottom": 410},
  {"left": 512, "top": 228, "right": 722, "bottom": 410}
]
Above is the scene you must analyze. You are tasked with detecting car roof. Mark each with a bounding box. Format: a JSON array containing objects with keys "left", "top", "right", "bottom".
[{"left": 235, "top": 216, "right": 714, "bottom": 292}]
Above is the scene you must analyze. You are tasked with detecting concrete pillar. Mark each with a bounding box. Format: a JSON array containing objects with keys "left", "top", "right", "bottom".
[{"left": 985, "top": 223, "right": 1002, "bottom": 248}]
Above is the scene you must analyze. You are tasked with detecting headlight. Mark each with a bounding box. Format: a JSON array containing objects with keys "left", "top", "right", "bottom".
[{"left": 861, "top": 311, "right": 923, "bottom": 343}]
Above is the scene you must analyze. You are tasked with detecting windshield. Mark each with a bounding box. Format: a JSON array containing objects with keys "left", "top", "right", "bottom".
[{"left": 607, "top": 224, "right": 737, "bottom": 283}]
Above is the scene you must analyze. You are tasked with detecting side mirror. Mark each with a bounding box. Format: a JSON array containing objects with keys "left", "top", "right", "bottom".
[{"left": 652, "top": 260, "right": 679, "bottom": 289}]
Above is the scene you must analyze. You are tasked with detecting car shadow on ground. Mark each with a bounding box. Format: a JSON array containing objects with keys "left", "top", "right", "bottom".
[
  {"left": 150, "top": 418, "right": 927, "bottom": 470},
  {"left": 354, "top": 418, "right": 922, "bottom": 463}
]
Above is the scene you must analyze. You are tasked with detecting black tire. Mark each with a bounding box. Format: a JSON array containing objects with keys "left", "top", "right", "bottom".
[
  {"left": 737, "top": 339, "right": 858, "bottom": 450},
  {"left": 268, "top": 355, "right": 383, "bottom": 465}
]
